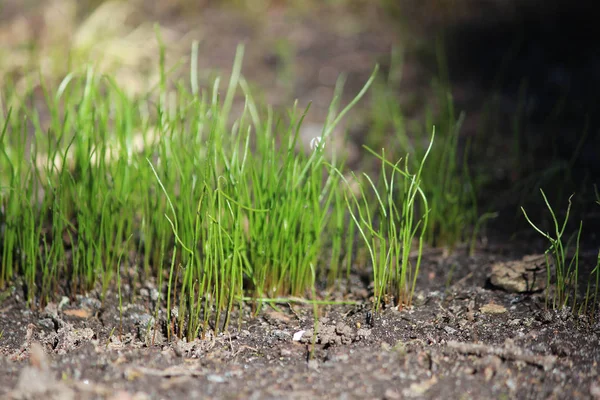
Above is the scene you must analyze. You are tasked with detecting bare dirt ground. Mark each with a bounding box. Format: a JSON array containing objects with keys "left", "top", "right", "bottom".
[
  {"left": 1, "top": 248, "right": 599, "bottom": 399},
  {"left": 1, "top": 1, "right": 600, "bottom": 399}
]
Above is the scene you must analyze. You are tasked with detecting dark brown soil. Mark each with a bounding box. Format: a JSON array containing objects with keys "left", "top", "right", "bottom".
[{"left": 1, "top": 247, "right": 600, "bottom": 399}]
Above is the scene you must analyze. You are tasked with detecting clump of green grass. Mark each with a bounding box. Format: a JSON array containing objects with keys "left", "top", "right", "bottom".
[
  {"left": 522, "top": 189, "right": 599, "bottom": 315},
  {"left": 337, "top": 132, "right": 433, "bottom": 310},
  {"left": 366, "top": 44, "right": 479, "bottom": 249},
  {"left": 4, "top": 39, "right": 430, "bottom": 339}
]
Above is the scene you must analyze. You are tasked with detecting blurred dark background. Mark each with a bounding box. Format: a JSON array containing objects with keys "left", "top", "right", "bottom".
[
  {"left": 446, "top": 0, "right": 599, "bottom": 241},
  {"left": 438, "top": 0, "right": 599, "bottom": 177},
  {"left": 391, "top": 0, "right": 600, "bottom": 241}
]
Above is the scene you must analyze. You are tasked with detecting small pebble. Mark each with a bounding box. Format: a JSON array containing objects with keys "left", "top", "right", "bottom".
[
  {"left": 207, "top": 374, "right": 226, "bottom": 383},
  {"left": 444, "top": 326, "right": 457, "bottom": 335}
]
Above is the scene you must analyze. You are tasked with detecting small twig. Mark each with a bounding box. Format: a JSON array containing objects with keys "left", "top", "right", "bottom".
[
  {"left": 232, "top": 344, "right": 258, "bottom": 357},
  {"left": 287, "top": 303, "right": 303, "bottom": 322},
  {"left": 451, "top": 271, "right": 474, "bottom": 289},
  {"left": 125, "top": 365, "right": 204, "bottom": 378},
  {"left": 446, "top": 340, "right": 557, "bottom": 371},
  {"left": 241, "top": 296, "right": 357, "bottom": 305}
]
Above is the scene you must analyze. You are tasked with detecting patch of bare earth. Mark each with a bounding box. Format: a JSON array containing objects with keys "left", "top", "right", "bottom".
[{"left": 1, "top": 247, "right": 599, "bottom": 399}]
